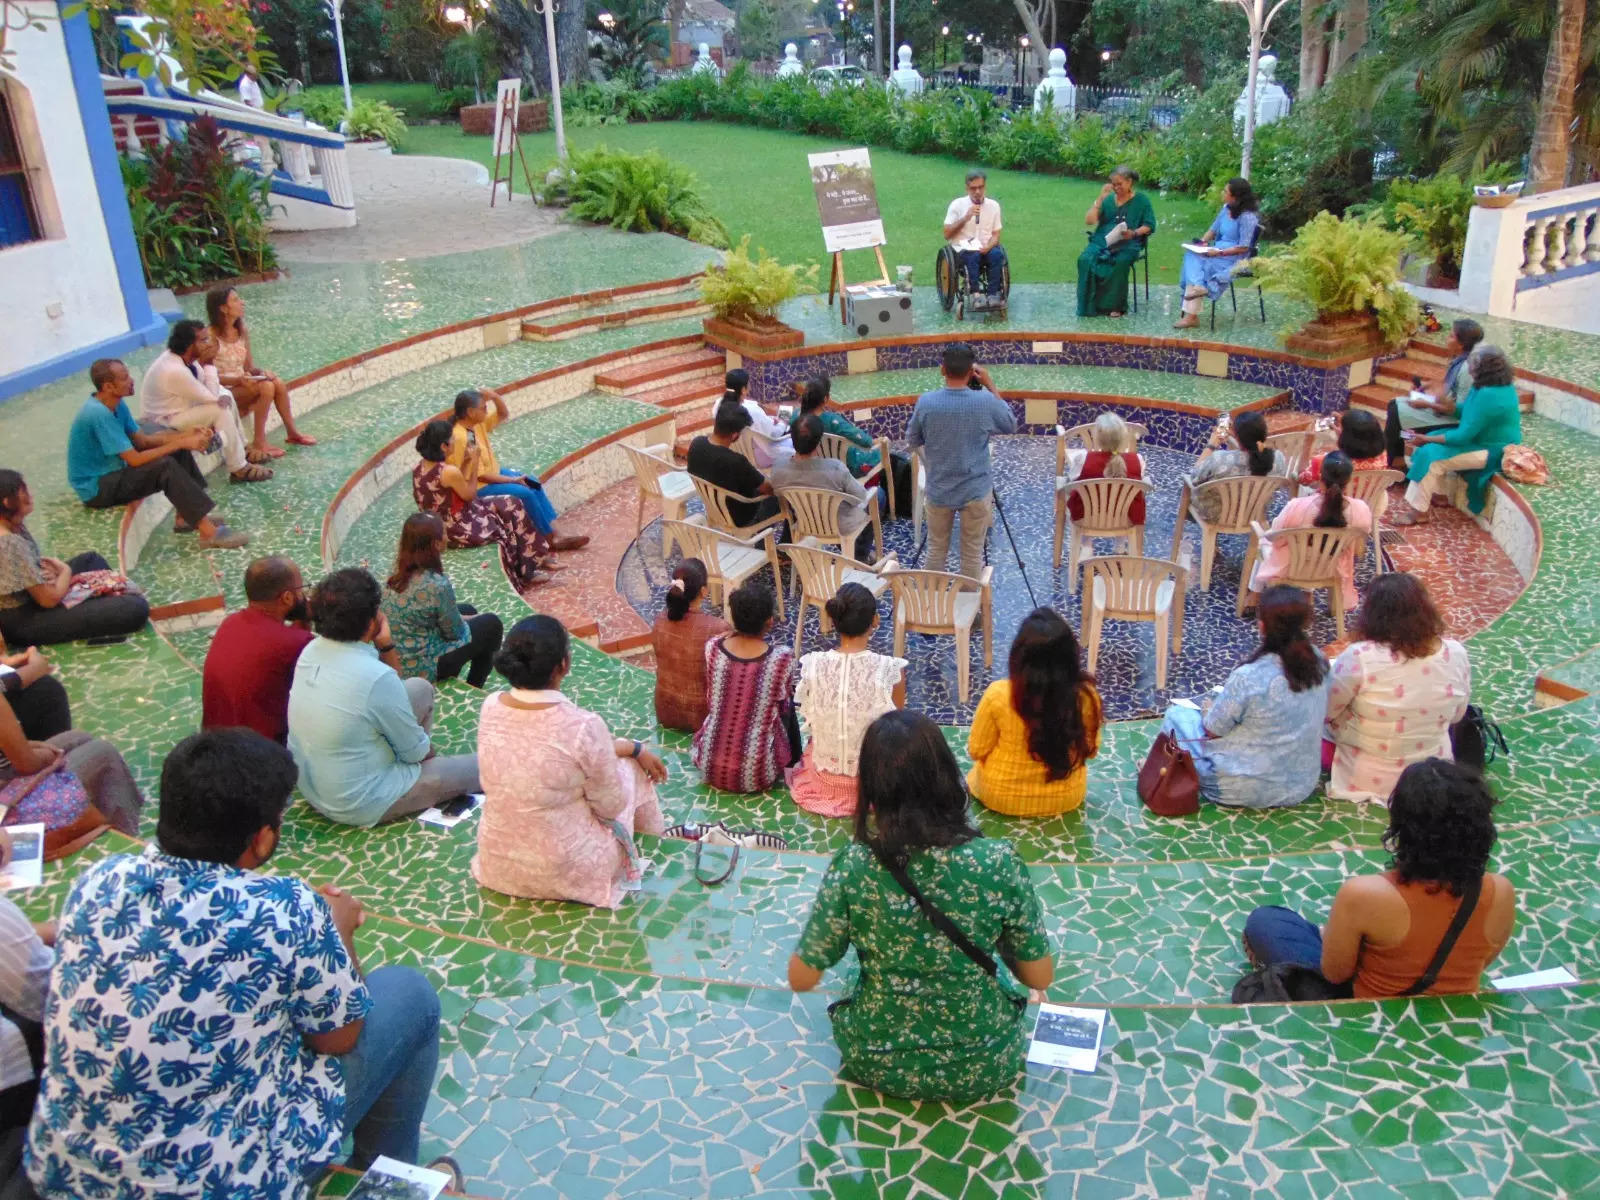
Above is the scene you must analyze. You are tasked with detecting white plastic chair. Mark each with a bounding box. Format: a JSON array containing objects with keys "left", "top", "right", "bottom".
[
  {"left": 690, "top": 475, "right": 785, "bottom": 539},
  {"left": 662, "top": 519, "right": 786, "bottom": 620},
  {"left": 1054, "top": 477, "right": 1152, "bottom": 592},
  {"left": 1170, "top": 472, "right": 1292, "bottom": 592},
  {"left": 1344, "top": 468, "right": 1404, "bottom": 575},
  {"left": 1081, "top": 552, "right": 1191, "bottom": 691},
  {"left": 622, "top": 443, "right": 695, "bottom": 557},
  {"left": 1241, "top": 520, "right": 1369, "bottom": 635},
  {"left": 778, "top": 483, "right": 884, "bottom": 562},
  {"left": 778, "top": 543, "right": 896, "bottom": 657},
  {"left": 1264, "top": 430, "right": 1312, "bottom": 483},
  {"left": 882, "top": 564, "right": 994, "bottom": 703},
  {"left": 817, "top": 431, "right": 896, "bottom": 514},
  {"left": 1056, "top": 420, "right": 1148, "bottom": 453}
]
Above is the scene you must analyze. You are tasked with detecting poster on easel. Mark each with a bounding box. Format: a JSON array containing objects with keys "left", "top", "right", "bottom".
[
  {"left": 490, "top": 77, "right": 535, "bottom": 207},
  {"left": 808, "top": 148, "right": 886, "bottom": 253}
]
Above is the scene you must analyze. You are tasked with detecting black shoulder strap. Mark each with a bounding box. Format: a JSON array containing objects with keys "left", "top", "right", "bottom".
[
  {"left": 869, "top": 844, "right": 997, "bottom": 977},
  {"left": 1405, "top": 875, "right": 1484, "bottom": 996}
]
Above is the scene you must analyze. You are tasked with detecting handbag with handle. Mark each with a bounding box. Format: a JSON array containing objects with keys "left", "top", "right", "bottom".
[
  {"left": 0, "top": 758, "right": 112, "bottom": 861},
  {"left": 1137, "top": 730, "right": 1201, "bottom": 816},
  {"left": 664, "top": 821, "right": 790, "bottom": 886}
]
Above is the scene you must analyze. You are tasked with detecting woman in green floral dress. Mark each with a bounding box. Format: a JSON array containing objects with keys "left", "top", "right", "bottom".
[
  {"left": 1076, "top": 166, "right": 1157, "bottom": 318},
  {"left": 792, "top": 375, "right": 882, "bottom": 477},
  {"left": 788, "top": 710, "right": 1055, "bottom": 1102}
]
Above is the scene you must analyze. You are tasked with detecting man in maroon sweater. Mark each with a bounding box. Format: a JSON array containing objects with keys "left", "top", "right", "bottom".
[{"left": 202, "top": 556, "right": 313, "bottom": 743}]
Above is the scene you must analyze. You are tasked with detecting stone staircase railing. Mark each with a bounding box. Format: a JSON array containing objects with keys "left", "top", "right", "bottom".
[{"left": 1459, "top": 181, "right": 1600, "bottom": 318}]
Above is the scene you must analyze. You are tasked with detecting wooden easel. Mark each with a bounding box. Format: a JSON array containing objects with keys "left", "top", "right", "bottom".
[
  {"left": 827, "top": 245, "right": 892, "bottom": 326},
  {"left": 489, "top": 88, "right": 536, "bottom": 207}
]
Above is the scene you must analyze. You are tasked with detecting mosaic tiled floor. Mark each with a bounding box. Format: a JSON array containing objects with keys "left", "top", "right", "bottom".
[
  {"left": 823, "top": 364, "right": 1286, "bottom": 411},
  {"left": 5, "top": 239, "right": 1600, "bottom": 1196}
]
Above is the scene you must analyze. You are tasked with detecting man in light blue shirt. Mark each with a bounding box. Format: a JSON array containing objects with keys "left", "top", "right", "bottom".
[
  {"left": 905, "top": 342, "right": 1016, "bottom": 581},
  {"left": 288, "top": 568, "right": 479, "bottom": 826}
]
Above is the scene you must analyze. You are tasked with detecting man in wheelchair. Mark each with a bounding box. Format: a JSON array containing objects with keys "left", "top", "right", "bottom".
[{"left": 942, "top": 170, "right": 1007, "bottom": 310}]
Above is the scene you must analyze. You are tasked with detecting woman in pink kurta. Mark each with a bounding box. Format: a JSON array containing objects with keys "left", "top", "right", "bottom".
[
  {"left": 1249, "top": 450, "right": 1371, "bottom": 610},
  {"left": 474, "top": 616, "right": 668, "bottom": 908},
  {"left": 1324, "top": 573, "right": 1470, "bottom": 804}
]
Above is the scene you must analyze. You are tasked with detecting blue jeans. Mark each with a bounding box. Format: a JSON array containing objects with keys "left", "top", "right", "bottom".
[
  {"left": 338, "top": 965, "right": 441, "bottom": 1170},
  {"left": 1243, "top": 906, "right": 1324, "bottom": 971},
  {"left": 478, "top": 466, "right": 557, "bottom": 535},
  {"left": 958, "top": 246, "right": 1007, "bottom": 296}
]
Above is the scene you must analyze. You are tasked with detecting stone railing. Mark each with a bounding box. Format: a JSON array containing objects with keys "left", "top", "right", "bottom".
[{"left": 1458, "top": 182, "right": 1600, "bottom": 317}]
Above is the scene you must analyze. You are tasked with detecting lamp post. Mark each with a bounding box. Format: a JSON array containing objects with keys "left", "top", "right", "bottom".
[
  {"left": 1217, "top": 0, "right": 1292, "bottom": 179},
  {"left": 444, "top": 3, "right": 484, "bottom": 105},
  {"left": 326, "top": 0, "right": 353, "bottom": 115},
  {"left": 531, "top": 0, "right": 568, "bottom": 163}
]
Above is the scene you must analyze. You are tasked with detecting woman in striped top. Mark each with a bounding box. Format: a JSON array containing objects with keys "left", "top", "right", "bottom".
[{"left": 692, "top": 582, "right": 797, "bottom": 793}]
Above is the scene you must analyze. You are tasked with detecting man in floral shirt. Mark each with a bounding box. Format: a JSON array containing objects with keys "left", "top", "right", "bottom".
[{"left": 25, "top": 728, "right": 452, "bottom": 1198}]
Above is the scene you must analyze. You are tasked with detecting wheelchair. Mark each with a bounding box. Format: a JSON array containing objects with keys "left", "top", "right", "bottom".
[{"left": 935, "top": 244, "right": 1011, "bottom": 320}]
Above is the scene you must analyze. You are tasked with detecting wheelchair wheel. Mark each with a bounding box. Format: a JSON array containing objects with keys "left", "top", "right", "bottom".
[{"left": 935, "top": 245, "right": 959, "bottom": 313}]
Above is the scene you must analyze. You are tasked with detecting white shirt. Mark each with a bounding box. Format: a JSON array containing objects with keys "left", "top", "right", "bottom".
[
  {"left": 238, "top": 73, "right": 263, "bottom": 108},
  {"left": 795, "top": 649, "right": 906, "bottom": 776},
  {"left": 0, "top": 895, "right": 51, "bottom": 1092},
  {"left": 707, "top": 397, "right": 793, "bottom": 468},
  {"left": 944, "top": 195, "right": 1002, "bottom": 252},
  {"left": 139, "top": 348, "right": 227, "bottom": 426}
]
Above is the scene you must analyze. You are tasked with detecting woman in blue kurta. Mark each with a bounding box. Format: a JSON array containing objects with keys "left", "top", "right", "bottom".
[
  {"left": 1391, "top": 344, "right": 1523, "bottom": 525},
  {"left": 1173, "top": 176, "right": 1260, "bottom": 329},
  {"left": 1076, "top": 166, "right": 1157, "bottom": 318}
]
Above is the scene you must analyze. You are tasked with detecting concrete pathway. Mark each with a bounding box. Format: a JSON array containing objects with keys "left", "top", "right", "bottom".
[{"left": 273, "top": 146, "right": 561, "bottom": 263}]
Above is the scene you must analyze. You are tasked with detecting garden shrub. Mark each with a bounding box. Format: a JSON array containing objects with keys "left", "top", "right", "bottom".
[
  {"left": 566, "top": 144, "right": 729, "bottom": 247},
  {"left": 1252, "top": 211, "right": 1420, "bottom": 344},
  {"left": 344, "top": 99, "right": 407, "bottom": 148},
  {"left": 296, "top": 90, "right": 347, "bottom": 128}
]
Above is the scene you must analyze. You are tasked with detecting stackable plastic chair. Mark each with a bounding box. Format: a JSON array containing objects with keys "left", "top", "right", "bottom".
[
  {"left": 778, "top": 543, "right": 896, "bottom": 657},
  {"left": 1080, "top": 552, "right": 1191, "bottom": 691},
  {"left": 1343, "top": 468, "right": 1405, "bottom": 574},
  {"left": 1170, "top": 472, "right": 1292, "bottom": 592},
  {"left": 1056, "top": 420, "right": 1148, "bottom": 453},
  {"left": 1240, "top": 521, "right": 1369, "bottom": 635},
  {"left": 882, "top": 564, "right": 993, "bottom": 703},
  {"left": 1054, "top": 477, "right": 1153, "bottom": 592},
  {"left": 1264, "top": 430, "right": 1313, "bottom": 483},
  {"left": 622, "top": 443, "right": 695, "bottom": 557},
  {"left": 662, "top": 519, "right": 786, "bottom": 619},
  {"left": 817, "top": 431, "right": 896, "bottom": 514},
  {"left": 690, "top": 475, "right": 785, "bottom": 539},
  {"left": 778, "top": 484, "right": 884, "bottom": 562}
]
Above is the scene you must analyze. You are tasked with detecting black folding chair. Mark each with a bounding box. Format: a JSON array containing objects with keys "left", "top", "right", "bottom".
[{"left": 1211, "top": 225, "right": 1266, "bottom": 331}]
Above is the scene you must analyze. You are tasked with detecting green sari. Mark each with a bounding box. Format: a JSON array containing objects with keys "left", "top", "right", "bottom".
[{"left": 1076, "top": 190, "right": 1157, "bottom": 316}]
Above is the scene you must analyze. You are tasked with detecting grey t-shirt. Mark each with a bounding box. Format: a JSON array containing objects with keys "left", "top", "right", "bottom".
[{"left": 770, "top": 454, "right": 871, "bottom": 536}]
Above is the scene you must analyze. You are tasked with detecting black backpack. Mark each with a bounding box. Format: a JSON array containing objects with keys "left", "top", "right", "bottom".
[{"left": 1231, "top": 964, "right": 1350, "bottom": 1003}]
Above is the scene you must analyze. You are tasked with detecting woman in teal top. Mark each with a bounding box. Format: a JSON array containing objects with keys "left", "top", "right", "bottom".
[
  {"left": 793, "top": 374, "right": 881, "bottom": 477},
  {"left": 1393, "top": 344, "right": 1522, "bottom": 525},
  {"left": 1076, "top": 165, "right": 1157, "bottom": 317},
  {"left": 788, "top": 710, "right": 1054, "bottom": 1103},
  {"left": 381, "top": 512, "right": 504, "bottom": 684}
]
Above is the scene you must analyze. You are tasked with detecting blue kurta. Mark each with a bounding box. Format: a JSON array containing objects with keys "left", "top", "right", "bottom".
[{"left": 1180, "top": 206, "right": 1260, "bottom": 301}]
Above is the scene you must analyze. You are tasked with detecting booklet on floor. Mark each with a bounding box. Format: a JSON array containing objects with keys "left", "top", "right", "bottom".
[
  {"left": 349, "top": 1155, "right": 452, "bottom": 1200},
  {"left": 0, "top": 824, "right": 44, "bottom": 891},
  {"left": 416, "top": 794, "right": 483, "bottom": 830},
  {"left": 1026, "top": 1005, "right": 1108, "bottom": 1073},
  {"left": 1489, "top": 966, "right": 1578, "bottom": 991}
]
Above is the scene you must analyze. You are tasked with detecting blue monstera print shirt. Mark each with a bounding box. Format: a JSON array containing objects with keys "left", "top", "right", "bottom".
[{"left": 26, "top": 847, "right": 371, "bottom": 1199}]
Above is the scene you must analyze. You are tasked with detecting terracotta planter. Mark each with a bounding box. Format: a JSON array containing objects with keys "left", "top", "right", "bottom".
[
  {"left": 1285, "top": 310, "right": 1387, "bottom": 357},
  {"left": 702, "top": 314, "right": 805, "bottom": 354}
]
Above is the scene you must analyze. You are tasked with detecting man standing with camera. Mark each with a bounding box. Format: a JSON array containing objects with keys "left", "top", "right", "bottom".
[{"left": 906, "top": 343, "right": 1016, "bottom": 582}]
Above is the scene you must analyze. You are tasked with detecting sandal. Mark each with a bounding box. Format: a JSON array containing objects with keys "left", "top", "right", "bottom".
[
  {"left": 229, "top": 464, "right": 273, "bottom": 484},
  {"left": 286, "top": 433, "right": 317, "bottom": 446},
  {"left": 245, "top": 447, "right": 272, "bottom": 465}
]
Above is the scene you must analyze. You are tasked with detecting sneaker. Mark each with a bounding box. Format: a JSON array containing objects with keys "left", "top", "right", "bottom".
[
  {"left": 425, "top": 1156, "right": 464, "bottom": 1194},
  {"left": 198, "top": 523, "right": 251, "bottom": 549}
]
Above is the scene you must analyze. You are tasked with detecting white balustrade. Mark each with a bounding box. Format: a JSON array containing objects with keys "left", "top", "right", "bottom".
[{"left": 1459, "top": 182, "right": 1600, "bottom": 318}]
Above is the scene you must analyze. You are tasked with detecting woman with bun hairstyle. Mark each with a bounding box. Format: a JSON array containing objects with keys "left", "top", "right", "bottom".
[
  {"left": 967, "top": 607, "right": 1102, "bottom": 817},
  {"left": 1247, "top": 450, "right": 1372, "bottom": 612},
  {"left": 1160, "top": 585, "right": 1330, "bottom": 809},
  {"left": 1188, "top": 408, "right": 1289, "bottom": 522},
  {"left": 1076, "top": 165, "right": 1156, "bottom": 318},
  {"left": 474, "top": 615, "right": 668, "bottom": 908},
  {"left": 650, "top": 558, "right": 731, "bottom": 733},
  {"left": 787, "top": 582, "right": 906, "bottom": 817}
]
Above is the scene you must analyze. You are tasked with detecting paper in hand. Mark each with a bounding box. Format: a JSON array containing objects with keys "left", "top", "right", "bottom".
[
  {"left": 1026, "top": 1004, "right": 1107, "bottom": 1073},
  {"left": 1104, "top": 221, "right": 1130, "bottom": 247},
  {"left": 349, "top": 1155, "right": 452, "bottom": 1199},
  {"left": 1181, "top": 242, "right": 1217, "bottom": 255},
  {"left": 0, "top": 824, "right": 44, "bottom": 891}
]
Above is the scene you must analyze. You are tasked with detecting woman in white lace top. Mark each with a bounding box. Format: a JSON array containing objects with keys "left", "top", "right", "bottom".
[{"left": 787, "top": 584, "right": 906, "bottom": 817}]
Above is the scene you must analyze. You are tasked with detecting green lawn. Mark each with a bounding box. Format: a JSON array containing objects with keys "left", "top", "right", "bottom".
[
  {"left": 399, "top": 121, "right": 1214, "bottom": 286},
  {"left": 300, "top": 81, "right": 444, "bottom": 115}
]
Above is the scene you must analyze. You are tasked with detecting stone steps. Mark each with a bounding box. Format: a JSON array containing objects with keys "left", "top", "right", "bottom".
[{"left": 594, "top": 346, "right": 725, "bottom": 395}]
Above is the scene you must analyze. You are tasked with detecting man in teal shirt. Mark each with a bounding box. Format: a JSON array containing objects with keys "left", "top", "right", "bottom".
[{"left": 1393, "top": 344, "right": 1522, "bottom": 525}]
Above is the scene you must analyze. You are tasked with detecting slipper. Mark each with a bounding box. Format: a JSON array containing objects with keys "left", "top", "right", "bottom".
[
  {"left": 230, "top": 464, "right": 273, "bottom": 484},
  {"left": 245, "top": 447, "right": 273, "bottom": 465},
  {"left": 286, "top": 433, "right": 317, "bottom": 447}
]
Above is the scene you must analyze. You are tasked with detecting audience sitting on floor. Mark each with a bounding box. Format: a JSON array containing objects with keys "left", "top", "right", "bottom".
[
  {"left": 0, "top": 829, "right": 52, "bottom": 1188},
  {"left": 788, "top": 709, "right": 1054, "bottom": 1102},
  {"left": 205, "top": 284, "right": 316, "bottom": 457},
  {"left": 474, "top": 615, "right": 667, "bottom": 908},
  {"left": 0, "top": 674, "right": 143, "bottom": 837},
  {"left": 1188, "top": 409, "right": 1289, "bottom": 522},
  {"left": 201, "top": 555, "right": 312, "bottom": 744},
  {"left": 0, "top": 469, "right": 150, "bottom": 646},
  {"left": 787, "top": 583, "right": 906, "bottom": 818},
  {"left": 686, "top": 403, "right": 781, "bottom": 528},
  {"left": 716, "top": 369, "right": 792, "bottom": 468},
  {"left": 68, "top": 359, "right": 250, "bottom": 549},
  {"left": 1247, "top": 450, "right": 1371, "bottom": 612},
  {"left": 1385, "top": 318, "right": 1483, "bottom": 469},
  {"left": 1161, "top": 585, "right": 1330, "bottom": 809},
  {"left": 383, "top": 513, "right": 504, "bottom": 688},
  {"left": 794, "top": 374, "right": 883, "bottom": 478},
  {"left": 1, "top": 641, "right": 69, "bottom": 744},
  {"left": 1301, "top": 408, "right": 1387, "bottom": 484},
  {"left": 969, "top": 607, "right": 1103, "bottom": 817},
  {"left": 693, "top": 581, "right": 796, "bottom": 794},
  {"left": 1392, "top": 344, "right": 1523, "bottom": 526},
  {"left": 1241, "top": 759, "right": 1514, "bottom": 997},
  {"left": 650, "top": 558, "right": 730, "bottom": 734},
  {"left": 1325, "top": 573, "right": 1471, "bottom": 804},
  {"left": 1066, "top": 412, "right": 1146, "bottom": 525},
  {"left": 24, "top": 729, "right": 454, "bottom": 1196},
  {"left": 413, "top": 418, "right": 554, "bottom": 592},
  {"left": 770, "top": 413, "right": 879, "bottom": 551},
  {"left": 139, "top": 319, "right": 272, "bottom": 484},
  {"left": 907, "top": 343, "right": 1016, "bottom": 581},
  {"left": 288, "top": 567, "right": 480, "bottom": 826},
  {"left": 446, "top": 388, "right": 589, "bottom": 553}
]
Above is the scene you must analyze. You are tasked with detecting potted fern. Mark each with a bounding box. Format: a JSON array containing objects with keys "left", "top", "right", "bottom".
[
  {"left": 1252, "top": 212, "right": 1420, "bottom": 355},
  {"left": 700, "top": 236, "right": 819, "bottom": 352}
]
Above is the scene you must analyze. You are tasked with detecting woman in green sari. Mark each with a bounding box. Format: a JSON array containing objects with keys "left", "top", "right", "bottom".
[
  {"left": 793, "top": 374, "right": 881, "bottom": 477},
  {"left": 1076, "top": 166, "right": 1157, "bottom": 318}
]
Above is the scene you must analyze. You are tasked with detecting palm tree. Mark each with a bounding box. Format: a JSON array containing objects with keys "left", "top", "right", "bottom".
[{"left": 1531, "top": 0, "right": 1588, "bottom": 189}]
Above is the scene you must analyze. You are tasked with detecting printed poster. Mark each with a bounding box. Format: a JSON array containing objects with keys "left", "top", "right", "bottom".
[
  {"left": 492, "top": 77, "right": 521, "bottom": 158},
  {"left": 809, "top": 148, "right": 887, "bottom": 253}
]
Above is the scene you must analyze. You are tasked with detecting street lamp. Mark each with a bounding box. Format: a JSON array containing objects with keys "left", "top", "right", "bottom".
[
  {"left": 1216, "top": 0, "right": 1292, "bottom": 179},
  {"left": 531, "top": 0, "right": 568, "bottom": 162},
  {"left": 325, "top": 0, "right": 353, "bottom": 115}
]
